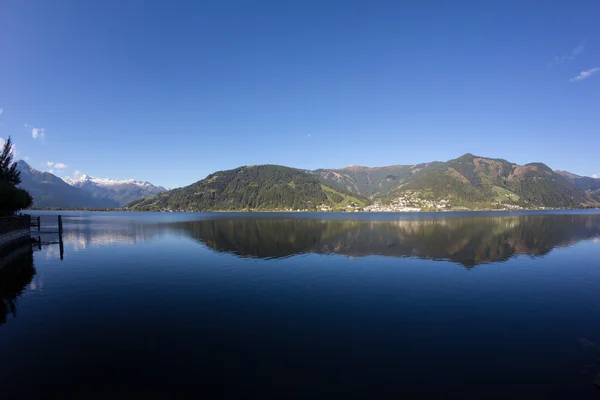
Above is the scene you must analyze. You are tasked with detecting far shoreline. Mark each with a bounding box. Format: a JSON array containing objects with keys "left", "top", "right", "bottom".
[{"left": 25, "top": 207, "right": 600, "bottom": 214}]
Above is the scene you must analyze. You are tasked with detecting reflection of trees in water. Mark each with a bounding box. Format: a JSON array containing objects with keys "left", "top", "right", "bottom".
[
  {"left": 173, "top": 215, "right": 600, "bottom": 267},
  {"left": 0, "top": 244, "right": 35, "bottom": 326}
]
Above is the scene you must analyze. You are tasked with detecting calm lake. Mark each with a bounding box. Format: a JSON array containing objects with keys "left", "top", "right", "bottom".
[{"left": 2, "top": 210, "right": 600, "bottom": 398}]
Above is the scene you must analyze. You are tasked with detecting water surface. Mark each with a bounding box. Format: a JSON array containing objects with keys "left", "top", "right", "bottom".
[{"left": 2, "top": 211, "right": 600, "bottom": 398}]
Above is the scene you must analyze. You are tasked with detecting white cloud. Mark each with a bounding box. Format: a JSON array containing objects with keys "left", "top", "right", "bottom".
[
  {"left": 73, "top": 170, "right": 82, "bottom": 177},
  {"left": 25, "top": 124, "right": 46, "bottom": 140},
  {"left": 0, "top": 108, "right": 3, "bottom": 115},
  {"left": 32, "top": 127, "right": 45, "bottom": 139},
  {"left": 569, "top": 67, "right": 600, "bottom": 82},
  {"left": 24, "top": 156, "right": 30, "bottom": 161},
  {"left": 593, "top": 174, "right": 600, "bottom": 179},
  {"left": 549, "top": 40, "right": 586, "bottom": 67},
  {"left": 46, "top": 161, "right": 67, "bottom": 169},
  {"left": 48, "top": 169, "right": 54, "bottom": 174}
]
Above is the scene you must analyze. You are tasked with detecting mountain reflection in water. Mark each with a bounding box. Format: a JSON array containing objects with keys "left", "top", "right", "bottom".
[{"left": 170, "top": 214, "right": 600, "bottom": 266}]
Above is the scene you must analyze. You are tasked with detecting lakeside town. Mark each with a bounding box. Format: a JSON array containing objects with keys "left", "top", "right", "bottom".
[{"left": 148, "top": 192, "right": 546, "bottom": 213}]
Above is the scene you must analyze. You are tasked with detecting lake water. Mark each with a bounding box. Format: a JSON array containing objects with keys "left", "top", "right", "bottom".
[{"left": 2, "top": 211, "right": 600, "bottom": 398}]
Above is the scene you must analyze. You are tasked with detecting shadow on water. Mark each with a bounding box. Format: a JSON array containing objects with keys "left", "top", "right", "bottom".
[
  {"left": 170, "top": 214, "right": 600, "bottom": 267},
  {"left": 0, "top": 244, "right": 35, "bottom": 326}
]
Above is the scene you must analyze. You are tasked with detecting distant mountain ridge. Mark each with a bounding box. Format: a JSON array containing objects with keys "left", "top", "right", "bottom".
[
  {"left": 16, "top": 161, "right": 112, "bottom": 208},
  {"left": 556, "top": 170, "right": 600, "bottom": 199},
  {"left": 15, "top": 161, "right": 165, "bottom": 208},
  {"left": 66, "top": 174, "right": 166, "bottom": 207}
]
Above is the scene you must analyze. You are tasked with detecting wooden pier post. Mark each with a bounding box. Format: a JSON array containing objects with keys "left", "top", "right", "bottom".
[
  {"left": 58, "top": 215, "right": 64, "bottom": 260},
  {"left": 37, "top": 216, "right": 41, "bottom": 231}
]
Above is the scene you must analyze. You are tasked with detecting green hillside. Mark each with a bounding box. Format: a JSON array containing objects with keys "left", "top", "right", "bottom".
[
  {"left": 382, "top": 154, "right": 599, "bottom": 209},
  {"left": 314, "top": 165, "right": 415, "bottom": 196},
  {"left": 128, "top": 165, "right": 369, "bottom": 211},
  {"left": 129, "top": 155, "right": 599, "bottom": 212}
]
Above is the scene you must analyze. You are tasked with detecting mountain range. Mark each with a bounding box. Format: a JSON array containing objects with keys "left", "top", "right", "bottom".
[
  {"left": 16, "top": 161, "right": 165, "bottom": 208},
  {"left": 317, "top": 154, "right": 600, "bottom": 208},
  {"left": 13, "top": 154, "right": 600, "bottom": 211},
  {"left": 130, "top": 154, "right": 600, "bottom": 212},
  {"left": 66, "top": 174, "right": 166, "bottom": 207}
]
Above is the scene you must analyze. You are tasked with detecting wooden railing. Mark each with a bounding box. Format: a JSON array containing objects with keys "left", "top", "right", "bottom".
[{"left": 0, "top": 215, "right": 31, "bottom": 236}]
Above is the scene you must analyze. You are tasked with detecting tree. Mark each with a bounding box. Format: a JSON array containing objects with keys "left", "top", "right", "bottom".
[
  {"left": 0, "top": 183, "right": 33, "bottom": 216},
  {"left": 0, "top": 136, "right": 21, "bottom": 185},
  {"left": 0, "top": 137, "right": 32, "bottom": 215}
]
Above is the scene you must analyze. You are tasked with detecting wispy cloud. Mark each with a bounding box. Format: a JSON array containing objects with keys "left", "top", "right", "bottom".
[
  {"left": 0, "top": 108, "right": 3, "bottom": 116},
  {"left": 32, "top": 127, "right": 45, "bottom": 139},
  {"left": 569, "top": 67, "right": 600, "bottom": 82},
  {"left": 548, "top": 40, "right": 586, "bottom": 67},
  {"left": 73, "top": 169, "right": 82, "bottom": 177},
  {"left": 593, "top": 174, "right": 600, "bottom": 179},
  {"left": 25, "top": 124, "right": 46, "bottom": 140},
  {"left": 47, "top": 161, "right": 67, "bottom": 169}
]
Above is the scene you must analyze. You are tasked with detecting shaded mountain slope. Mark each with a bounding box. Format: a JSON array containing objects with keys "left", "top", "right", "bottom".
[
  {"left": 128, "top": 165, "right": 369, "bottom": 211},
  {"left": 16, "top": 161, "right": 115, "bottom": 208}
]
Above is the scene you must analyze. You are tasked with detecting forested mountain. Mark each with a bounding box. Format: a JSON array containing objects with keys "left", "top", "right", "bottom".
[
  {"left": 128, "top": 165, "right": 369, "bottom": 211},
  {"left": 128, "top": 156, "right": 598, "bottom": 212},
  {"left": 381, "top": 154, "right": 598, "bottom": 208}
]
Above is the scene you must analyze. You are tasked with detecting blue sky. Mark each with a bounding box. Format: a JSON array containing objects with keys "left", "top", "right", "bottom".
[{"left": 1, "top": 0, "right": 599, "bottom": 188}]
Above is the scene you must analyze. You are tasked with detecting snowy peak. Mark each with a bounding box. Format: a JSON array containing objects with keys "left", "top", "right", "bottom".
[
  {"left": 66, "top": 174, "right": 164, "bottom": 190},
  {"left": 65, "top": 172, "right": 166, "bottom": 207},
  {"left": 14, "top": 160, "right": 164, "bottom": 208}
]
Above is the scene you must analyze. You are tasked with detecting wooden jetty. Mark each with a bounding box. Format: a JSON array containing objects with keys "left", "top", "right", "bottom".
[{"left": 0, "top": 214, "right": 64, "bottom": 259}]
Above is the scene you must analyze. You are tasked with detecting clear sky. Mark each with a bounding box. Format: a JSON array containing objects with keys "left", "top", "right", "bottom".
[{"left": 1, "top": 0, "right": 599, "bottom": 188}]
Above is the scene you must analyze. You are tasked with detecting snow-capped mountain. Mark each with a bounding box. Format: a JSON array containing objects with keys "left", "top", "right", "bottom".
[
  {"left": 66, "top": 174, "right": 163, "bottom": 190},
  {"left": 16, "top": 161, "right": 111, "bottom": 208},
  {"left": 66, "top": 174, "right": 166, "bottom": 207}
]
